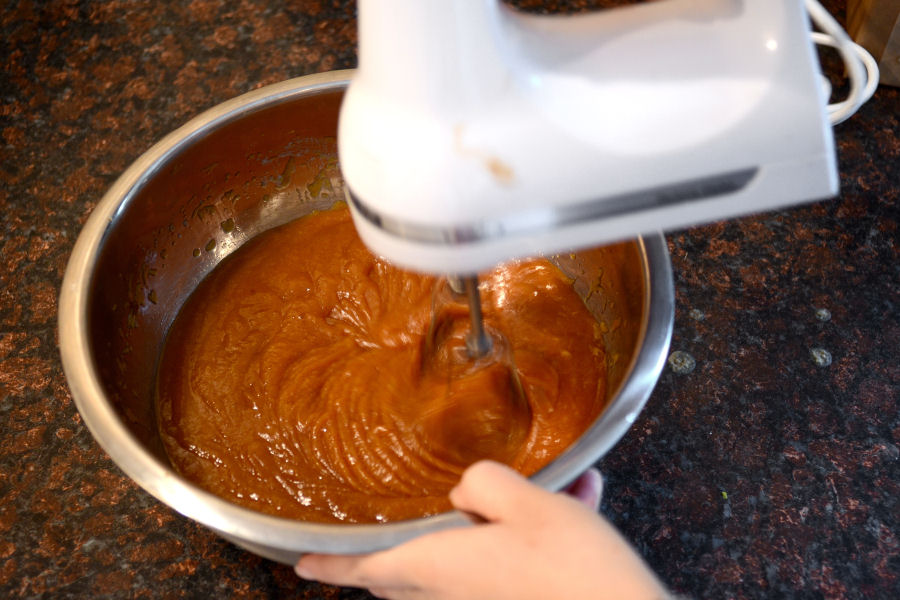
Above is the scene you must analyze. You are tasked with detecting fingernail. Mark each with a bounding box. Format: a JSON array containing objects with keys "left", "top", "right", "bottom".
[
  {"left": 589, "top": 468, "right": 604, "bottom": 491},
  {"left": 294, "top": 564, "right": 313, "bottom": 580}
]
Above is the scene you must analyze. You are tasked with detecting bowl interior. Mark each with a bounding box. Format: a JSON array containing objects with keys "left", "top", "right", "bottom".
[{"left": 86, "top": 85, "right": 648, "bottom": 510}]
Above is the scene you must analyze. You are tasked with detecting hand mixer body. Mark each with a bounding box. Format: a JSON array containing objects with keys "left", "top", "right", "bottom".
[{"left": 339, "top": 0, "right": 836, "bottom": 274}]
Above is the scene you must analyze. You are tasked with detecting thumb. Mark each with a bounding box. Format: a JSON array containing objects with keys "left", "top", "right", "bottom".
[
  {"left": 563, "top": 468, "right": 604, "bottom": 511},
  {"left": 449, "top": 460, "right": 552, "bottom": 524}
]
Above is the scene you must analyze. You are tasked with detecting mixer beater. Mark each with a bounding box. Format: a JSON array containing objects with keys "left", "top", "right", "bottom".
[{"left": 447, "top": 275, "right": 492, "bottom": 359}]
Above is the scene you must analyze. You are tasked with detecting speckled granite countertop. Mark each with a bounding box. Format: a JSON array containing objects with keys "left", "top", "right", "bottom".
[{"left": 2, "top": 1, "right": 898, "bottom": 598}]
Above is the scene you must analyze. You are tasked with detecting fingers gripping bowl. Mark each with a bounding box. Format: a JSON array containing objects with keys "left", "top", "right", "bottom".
[{"left": 58, "top": 70, "right": 674, "bottom": 564}]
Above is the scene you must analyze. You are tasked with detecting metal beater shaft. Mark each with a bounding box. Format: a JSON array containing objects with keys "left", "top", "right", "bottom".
[{"left": 460, "top": 275, "right": 491, "bottom": 358}]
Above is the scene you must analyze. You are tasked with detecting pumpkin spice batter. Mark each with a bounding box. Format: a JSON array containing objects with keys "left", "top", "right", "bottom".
[{"left": 156, "top": 204, "right": 607, "bottom": 523}]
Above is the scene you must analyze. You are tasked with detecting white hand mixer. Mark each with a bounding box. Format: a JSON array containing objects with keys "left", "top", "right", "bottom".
[{"left": 338, "top": 0, "right": 877, "bottom": 354}]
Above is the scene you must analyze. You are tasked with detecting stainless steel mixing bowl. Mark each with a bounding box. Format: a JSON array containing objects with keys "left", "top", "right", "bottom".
[{"left": 58, "top": 70, "right": 674, "bottom": 564}]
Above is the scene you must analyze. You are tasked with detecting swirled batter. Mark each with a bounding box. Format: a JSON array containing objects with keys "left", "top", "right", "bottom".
[{"left": 156, "top": 204, "right": 607, "bottom": 523}]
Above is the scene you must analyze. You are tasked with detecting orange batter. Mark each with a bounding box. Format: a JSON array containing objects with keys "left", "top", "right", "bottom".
[{"left": 156, "top": 204, "right": 607, "bottom": 523}]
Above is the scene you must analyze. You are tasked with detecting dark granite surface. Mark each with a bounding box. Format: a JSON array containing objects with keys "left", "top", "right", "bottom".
[{"left": 1, "top": 0, "right": 897, "bottom": 598}]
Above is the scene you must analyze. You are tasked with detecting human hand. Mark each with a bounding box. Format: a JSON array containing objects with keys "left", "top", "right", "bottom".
[{"left": 295, "top": 460, "right": 669, "bottom": 600}]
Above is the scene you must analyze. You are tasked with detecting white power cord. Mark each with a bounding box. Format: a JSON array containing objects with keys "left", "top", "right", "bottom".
[{"left": 806, "top": 0, "right": 880, "bottom": 125}]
